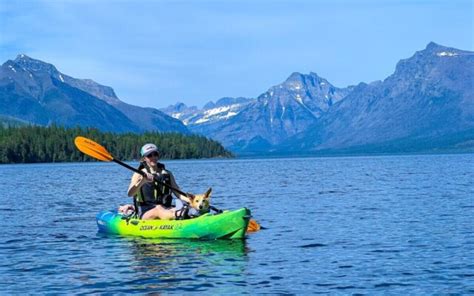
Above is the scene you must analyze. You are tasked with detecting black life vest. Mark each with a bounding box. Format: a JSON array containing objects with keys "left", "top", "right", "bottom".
[{"left": 135, "top": 162, "right": 173, "bottom": 208}]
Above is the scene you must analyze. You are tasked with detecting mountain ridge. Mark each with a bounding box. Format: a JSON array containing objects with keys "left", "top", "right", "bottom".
[
  {"left": 274, "top": 42, "right": 474, "bottom": 153},
  {"left": 2, "top": 42, "right": 472, "bottom": 155},
  {"left": 0, "top": 54, "right": 188, "bottom": 133},
  {"left": 160, "top": 42, "right": 473, "bottom": 154}
]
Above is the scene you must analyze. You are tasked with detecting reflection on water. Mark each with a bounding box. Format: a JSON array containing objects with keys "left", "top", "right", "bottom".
[
  {"left": 110, "top": 235, "right": 251, "bottom": 293},
  {"left": 128, "top": 236, "right": 249, "bottom": 259}
]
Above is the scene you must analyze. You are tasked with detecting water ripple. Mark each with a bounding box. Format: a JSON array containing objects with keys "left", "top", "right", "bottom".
[{"left": 1, "top": 154, "right": 473, "bottom": 294}]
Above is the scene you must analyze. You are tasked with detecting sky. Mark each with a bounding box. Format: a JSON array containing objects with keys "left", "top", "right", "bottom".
[{"left": 0, "top": 0, "right": 472, "bottom": 109}]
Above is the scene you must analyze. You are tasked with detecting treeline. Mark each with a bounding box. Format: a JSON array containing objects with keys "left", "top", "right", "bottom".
[{"left": 0, "top": 125, "right": 233, "bottom": 164}]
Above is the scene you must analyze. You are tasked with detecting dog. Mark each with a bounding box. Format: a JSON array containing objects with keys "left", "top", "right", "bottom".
[
  {"left": 118, "top": 187, "right": 212, "bottom": 218},
  {"left": 187, "top": 187, "right": 212, "bottom": 214}
]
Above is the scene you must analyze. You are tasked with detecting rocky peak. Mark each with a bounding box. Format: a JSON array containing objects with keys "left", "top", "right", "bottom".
[
  {"left": 0, "top": 54, "right": 190, "bottom": 134},
  {"left": 13, "top": 54, "right": 59, "bottom": 75},
  {"left": 423, "top": 41, "right": 465, "bottom": 56},
  {"left": 272, "top": 72, "right": 334, "bottom": 94},
  {"left": 203, "top": 101, "right": 216, "bottom": 110},
  {"left": 425, "top": 41, "right": 446, "bottom": 51},
  {"left": 256, "top": 71, "right": 348, "bottom": 117},
  {"left": 388, "top": 42, "right": 473, "bottom": 87},
  {"left": 205, "top": 97, "right": 252, "bottom": 109},
  {"left": 285, "top": 72, "right": 306, "bottom": 82},
  {"left": 17, "top": 55, "right": 120, "bottom": 104},
  {"left": 284, "top": 72, "right": 326, "bottom": 84},
  {"left": 168, "top": 102, "right": 189, "bottom": 112}
]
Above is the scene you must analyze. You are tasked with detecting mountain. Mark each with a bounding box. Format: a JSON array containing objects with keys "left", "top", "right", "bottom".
[
  {"left": 160, "top": 102, "right": 199, "bottom": 123},
  {"left": 161, "top": 97, "right": 252, "bottom": 126},
  {"left": 161, "top": 73, "right": 351, "bottom": 152},
  {"left": 160, "top": 42, "right": 473, "bottom": 155},
  {"left": 276, "top": 42, "right": 474, "bottom": 153},
  {"left": 216, "top": 72, "right": 352, "bottom": 152},
  {"left": 0, "top": 55, "right": 188, "bottom": 133},
  {"left": 4, "top": 43, "right": 472, "bottom": 155}
]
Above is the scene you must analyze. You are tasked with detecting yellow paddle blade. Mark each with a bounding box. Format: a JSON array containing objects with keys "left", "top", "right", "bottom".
[
  {"left": 74, "top": 136, "right": 113, "bottom": 162},
  {"left": 247, "top": 218, "right": 261, "bottom": 233}
]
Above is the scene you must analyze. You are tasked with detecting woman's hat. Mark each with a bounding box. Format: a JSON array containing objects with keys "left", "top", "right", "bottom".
[{"left": 140, "top": 143, "right": 159, "bottom": 157}]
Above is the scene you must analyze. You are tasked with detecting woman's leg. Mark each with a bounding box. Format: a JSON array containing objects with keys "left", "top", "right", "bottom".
[{"left": 141, "top": 205, "right": 176, "bottom": 220}]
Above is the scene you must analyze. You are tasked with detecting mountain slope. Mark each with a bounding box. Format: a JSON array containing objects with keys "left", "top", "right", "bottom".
[
  {"left": 0, "top": 55, "right": 188, "bottom": 133},
  {"left": 277, "top": 42, "right": 474, "bottom": 153},
  {"left": 63, "top": 72, "right": 188, "bottom": 133},
  {"left": 163, "top": 73, "right": 351, "bottom": 152}
]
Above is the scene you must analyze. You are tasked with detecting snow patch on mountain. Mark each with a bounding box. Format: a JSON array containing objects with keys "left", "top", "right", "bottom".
[
  {"left": 161, "top": 98, "right": 252, "bottom": 127},
  {"left": 295, "top": 94, "right": 303, "bottom": 104},
  {"left": 437, "top": 51, "right": 458, "bottom": 57},
  {"left": 195, "top": 105, "right": 241, "bottom": 124}
]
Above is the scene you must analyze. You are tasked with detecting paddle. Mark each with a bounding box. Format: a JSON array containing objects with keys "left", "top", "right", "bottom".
[
  {"left": 74, "top": 136, "right": 188, "bottom": 196},
  {"left": 247, "top": 218, "right": 260, "bottom": 232},
  {"left": 74, "top": 136, "right": 261, "bottom": 232}
]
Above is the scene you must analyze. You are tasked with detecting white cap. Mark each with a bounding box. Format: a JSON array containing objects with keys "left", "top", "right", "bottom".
[{"left": 140, "top": 143, "right": 159, "bottom": 157}]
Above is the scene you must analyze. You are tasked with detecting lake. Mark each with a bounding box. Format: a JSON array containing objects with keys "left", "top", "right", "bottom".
[{"left": 1, "top": 154, "right": 473, "bottom": 294}]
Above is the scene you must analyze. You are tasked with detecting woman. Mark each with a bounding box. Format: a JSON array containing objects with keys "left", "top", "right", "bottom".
[{"left": 126, "top": 143, "right": 191, "bottom": 220}]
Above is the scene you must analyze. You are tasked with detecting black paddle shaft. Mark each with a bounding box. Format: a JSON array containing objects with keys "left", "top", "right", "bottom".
[{"left": 112, "top": 159, "right": 189, "bottom": 197}]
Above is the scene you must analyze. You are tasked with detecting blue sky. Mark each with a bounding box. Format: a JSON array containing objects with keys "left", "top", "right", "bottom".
[{"left": 0, "top": 0, "right": 472, "bottom": 108}]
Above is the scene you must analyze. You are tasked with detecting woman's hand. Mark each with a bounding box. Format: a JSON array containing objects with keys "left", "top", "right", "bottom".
[
  {"left": 139, "top": 172, "right": 154, "bottom": 183},
  {"left": 145, "top": 172, "right": 154, "bottom": 182},
  {"left": 118, "top": 204, "right": 135, "bottom": 214},
  {"left": 180, "top": 193, "right": 194, "bottom": 204}
]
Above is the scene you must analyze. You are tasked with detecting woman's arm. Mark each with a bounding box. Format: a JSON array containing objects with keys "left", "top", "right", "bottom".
[
  {"left": 127, "top": 172, "right": 147, "bottom": 197},
  {"left": 169, "top": 172, "right": 191, "bottom": 203}
]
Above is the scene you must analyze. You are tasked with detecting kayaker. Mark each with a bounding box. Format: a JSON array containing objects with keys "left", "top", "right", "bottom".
[{"left": 126, "top": 143, "right": 192, "bottom": 220}]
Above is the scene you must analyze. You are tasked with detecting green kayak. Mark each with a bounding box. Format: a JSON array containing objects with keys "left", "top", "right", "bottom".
[{"left": 96, "top": 208, "right": 251, "bottom": 239}]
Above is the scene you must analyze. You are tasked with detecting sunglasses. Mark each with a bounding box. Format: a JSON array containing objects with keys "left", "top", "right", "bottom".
[{"left": 146, "top": 152, "right": 159, "bottom": 158}]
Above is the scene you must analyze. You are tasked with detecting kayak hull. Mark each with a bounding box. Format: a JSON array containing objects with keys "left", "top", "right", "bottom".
[{"left": 96, "top": 208, "right": 251, "bottom": 240}]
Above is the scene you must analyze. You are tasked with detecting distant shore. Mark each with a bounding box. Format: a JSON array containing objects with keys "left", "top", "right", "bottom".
[{"left": 0, "top": 125, "right": 233, "bottom": 164}]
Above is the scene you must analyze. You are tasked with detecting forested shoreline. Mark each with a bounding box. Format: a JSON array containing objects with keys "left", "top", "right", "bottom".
[{"left": 0, "top": 125, "right": 233, "bottom": 164}]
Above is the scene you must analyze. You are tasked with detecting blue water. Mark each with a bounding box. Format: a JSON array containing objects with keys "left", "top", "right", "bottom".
[{"left": 1, "top": 154, "right": 473, "bottom": 294}]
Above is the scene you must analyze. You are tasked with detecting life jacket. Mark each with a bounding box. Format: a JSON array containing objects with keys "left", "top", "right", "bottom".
[{"left": 135, "top": 162, "right": 173, "bottom": 208}]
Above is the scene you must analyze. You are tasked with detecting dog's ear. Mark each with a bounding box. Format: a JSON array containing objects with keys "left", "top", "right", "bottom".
[{"left": 204, "top": 187, "right": 212, "bottom": 198}]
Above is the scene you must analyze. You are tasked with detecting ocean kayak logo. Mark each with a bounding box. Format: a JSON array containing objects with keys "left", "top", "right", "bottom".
[{"left": 139, "top": 223, "right": 183, "bottom": 231}]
